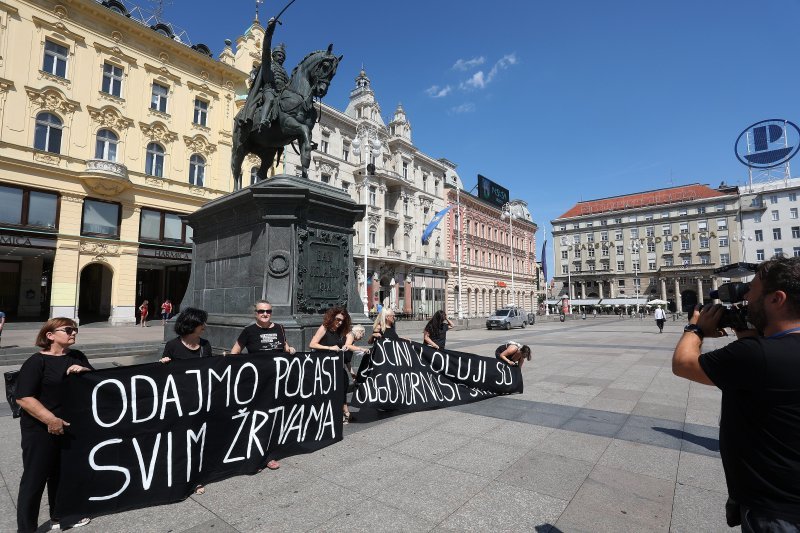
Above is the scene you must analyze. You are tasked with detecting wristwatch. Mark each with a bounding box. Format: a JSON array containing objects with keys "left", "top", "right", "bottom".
[{"left": 683, "top": 323, "right": 704, "bottom": 340}]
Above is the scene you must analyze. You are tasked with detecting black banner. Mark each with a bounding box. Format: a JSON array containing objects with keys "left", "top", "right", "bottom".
[
  {"left": 352, "top": 339, "right": 523, "bottom": 411},
  {"left": 56, "top": 353, "right": 343, "bottom": 519}
]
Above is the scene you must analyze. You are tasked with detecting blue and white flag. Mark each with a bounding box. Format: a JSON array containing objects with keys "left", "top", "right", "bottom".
[
  {"left": 541, "top": 239, "right": 548, "bottom": 284},
  {"left": 421, "top": 205, "right": 452, "bottom": 245}
]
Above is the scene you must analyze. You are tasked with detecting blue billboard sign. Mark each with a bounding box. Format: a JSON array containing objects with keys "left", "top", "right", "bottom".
[
  {"left": 735, "top": 119, "right": 800, "bottom": 169},
  {"left": 477, "top": 174, "right": 509, "bottom": 208}
]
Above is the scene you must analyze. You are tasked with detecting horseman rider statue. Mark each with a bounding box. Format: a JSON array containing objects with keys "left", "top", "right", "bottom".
[{"left": 241, "top": 18, "right": 289, "bottom": 131}]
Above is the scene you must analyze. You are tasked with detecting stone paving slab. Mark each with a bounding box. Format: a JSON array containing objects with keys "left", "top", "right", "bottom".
[{"left": 0, "top": 317, "right": 734, "bottom": 532}]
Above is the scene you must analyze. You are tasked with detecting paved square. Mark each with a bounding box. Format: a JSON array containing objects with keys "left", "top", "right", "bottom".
[{"left": 0, "top": 316, "right": 733, "bottom": 532}]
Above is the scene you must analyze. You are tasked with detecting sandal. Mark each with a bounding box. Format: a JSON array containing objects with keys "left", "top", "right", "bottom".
[
  {"left": 343, "top": 411, "right": 351, "bottom": 424},
  {"left": 194, "top": 485, "right": 205, "bottom": 495},
  {"left": 266, "top": 459, "right": 280, "bottom": 470}
]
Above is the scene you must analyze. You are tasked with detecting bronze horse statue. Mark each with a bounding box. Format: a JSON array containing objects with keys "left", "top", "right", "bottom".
[{"left": 232, "top": 45, "right": 342, "bottom": 182}]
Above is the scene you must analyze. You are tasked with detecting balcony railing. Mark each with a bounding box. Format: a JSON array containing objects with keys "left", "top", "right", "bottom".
[{"left": 80, "top": 159, "right": 131, "bottom": 195}]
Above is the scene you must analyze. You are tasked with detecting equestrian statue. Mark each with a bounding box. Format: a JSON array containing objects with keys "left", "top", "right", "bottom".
[{"left": 232, "top": 15, "right": 342, "bottom": 182}]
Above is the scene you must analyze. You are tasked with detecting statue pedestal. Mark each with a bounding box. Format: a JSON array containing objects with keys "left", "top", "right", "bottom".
[{"left": 174, "top": 174, "right": 368, "bottom": 351}]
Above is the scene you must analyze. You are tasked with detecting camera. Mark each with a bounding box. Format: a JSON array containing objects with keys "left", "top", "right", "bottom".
[{"left": 695, "top": 262, "right": 758, "bottom": 330}]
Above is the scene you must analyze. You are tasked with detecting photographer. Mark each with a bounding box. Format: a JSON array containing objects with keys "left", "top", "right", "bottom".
[{"left": 672, "top": 256, "right": 800, "bottom": 531}]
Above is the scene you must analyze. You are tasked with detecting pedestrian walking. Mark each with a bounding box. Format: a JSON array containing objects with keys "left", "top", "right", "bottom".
[
  {"left": 138, "top": 300, "right": 149, "bottom": 327},
  {"left": 654, "top": 305, "right": 667, "bottom": 333},
  {"left": 160, "top": 299, "right": 173, "bottom": 325}
]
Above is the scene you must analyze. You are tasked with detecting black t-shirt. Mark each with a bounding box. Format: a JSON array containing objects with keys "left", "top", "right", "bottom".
[
  {"left": 16, "top": 350, "right": 94, "bottom": 432},
  {"left": 237, "top": 323, "right": 287, "bottom": 354},
  {"left": 162, "top": 337, "right": 212, "bottom": 360},
  {"left": 699, "top": 334, "right": 800, "bottom": 521},
  {"left": 427, "top": 323, "right": 449, "bottom": 349}
]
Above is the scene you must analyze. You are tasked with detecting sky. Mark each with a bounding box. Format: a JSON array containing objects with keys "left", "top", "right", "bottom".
[{"left": 146, "top": 0, "right": 800, "bottom": 268}]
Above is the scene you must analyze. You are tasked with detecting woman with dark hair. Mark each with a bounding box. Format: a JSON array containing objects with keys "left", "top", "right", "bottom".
[
  {"left": 309, "top": 308, "right": 353, "bottom": 422},
  {"left": 139, "top": 299, "right": 149, "bottom": 327},
  {"left": 160, "top": 307, "right": 212, "bottom": 362},
  {"left": 495, "top": 341, "right": 532, "bottom": 368},
  {"left": 15, "top": 318, "right": 93, "bottom": 532},
  {"left": 423, "top": 310, "right": 455, "bottom": 350}
]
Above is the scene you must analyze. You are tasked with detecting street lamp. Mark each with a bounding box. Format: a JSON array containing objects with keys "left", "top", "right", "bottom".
[
  {"left": 351, "top": 123, "right": 382, "bottom": 315},
  {"left": 500, "top": 202, "right": 519, "bottom": 307}
]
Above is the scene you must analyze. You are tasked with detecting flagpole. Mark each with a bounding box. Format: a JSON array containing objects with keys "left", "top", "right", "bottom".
[{"left": 456, "top": 185, "right": 463, "bottom": 320}]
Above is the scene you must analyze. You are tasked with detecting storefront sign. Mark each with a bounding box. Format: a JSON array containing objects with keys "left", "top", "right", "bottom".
[
  {"left": 0, "top": 231, "right": 57, "bottom": 249},
  {"left": 565, "top": 232, "right": 718, "bottom": 251},
  {"left": 138, "top": 247, "right": 192, "bottom": 261},
  {"left": 496, "top": 281, "right": 507, "bottom": 287},
  {"left": 477, "top": 174, "right": 510, "bottom": 208}
]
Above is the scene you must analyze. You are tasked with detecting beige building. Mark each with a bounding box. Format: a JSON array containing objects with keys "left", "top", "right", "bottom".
[
  {"left": 445, "top": 182, "right": 539, "bottom": 318},
  {"left": 551, "top": 184, "right": 741, "bottom": 312},
  {"left": 0, "top": 0, "right": 244, "bottom": 323}
]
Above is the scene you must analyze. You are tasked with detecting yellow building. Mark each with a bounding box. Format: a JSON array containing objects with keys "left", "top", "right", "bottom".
[{"left": 0, "top": 0, "right": 251, "bottom": 324}]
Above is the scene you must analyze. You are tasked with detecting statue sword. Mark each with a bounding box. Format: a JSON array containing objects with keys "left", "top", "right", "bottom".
[{"left": 271, "top": 0, "right": 298, "bottom": 25}]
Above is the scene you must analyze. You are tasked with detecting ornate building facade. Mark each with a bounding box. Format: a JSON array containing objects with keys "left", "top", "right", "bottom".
[
  {"left": 0, "top": 0, "right": 243, "bottom": 323},
  {"left": 445, "top": 182, "right": 539, "bottom": 318},
  {"left": 551, "top": 184, "right": 742, "bottom": 312}
]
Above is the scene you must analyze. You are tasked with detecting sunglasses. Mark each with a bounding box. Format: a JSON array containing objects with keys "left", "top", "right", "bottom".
[
  {"left": 334, "top": 316, "right": 345, "bottom": 322},
  {"left": 256, "top": 309, "right": 273, "bottom": 314},
  {"left": 55, "top": 327, "right": 79, "bottom": 335}
]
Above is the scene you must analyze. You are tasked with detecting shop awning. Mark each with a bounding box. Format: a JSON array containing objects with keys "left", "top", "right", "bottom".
[
  {"left": 600, "top": 298, "right": 648, "bottom": 306},
  {"left": 567, "top": 298, "right": 602, "bottom": 306}
]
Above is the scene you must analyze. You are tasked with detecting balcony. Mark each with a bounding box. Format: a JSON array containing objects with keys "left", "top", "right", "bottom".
[
  {"left": 384, "top": 209, "right": 400, "bottom": 223},
  {"left": 386, "top": 249, "right": 402, "bottom": 258},
  {"left": 80, "top": 159, "right": 131, "bottom": 195},
  {"left": 416, "top": 256, "right": 451, "bottom": 268}
]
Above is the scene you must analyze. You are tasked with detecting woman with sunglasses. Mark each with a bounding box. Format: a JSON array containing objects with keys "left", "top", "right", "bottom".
[
  {"left": 368, "top": 308, "right": 409, "bottom": 344},
  {"left": 309, "top": 308, "right": 352, "bottom": 422},
  {"left": 229, "top": 300, "right": 295, "bottom": 470},
  {"left": 15, "top": 318, "right": 93, "bottom": 532}
]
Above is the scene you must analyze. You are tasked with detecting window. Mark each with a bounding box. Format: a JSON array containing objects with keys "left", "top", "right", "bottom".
[
  {"left": 697, "top": 206, "right": 706, "bottom": 214},
  {"left": 756, "top": 249, "right": 765, "bottom": 261},
  {"left": 773, "top": 228, "right": 782, "bottom": 240},
  {"left": 561, "top": 250, "right": 568, "bottom": 259},
  {"left": 574, "top": 249, "right": 581, "bottom": 259},
  {"left": 573, "top": 234, "right": 581, "bottom": 244},
  {"left": 754, "top": 214, "right": 762, "bottom": 223},
  {"left": 645, "top": 214, "right": 653, "bottom": 221},
  {"left": 139, "top": 209, "right": 190, "bottom": 243},
  {"left": 151, "top": 82, "right": 169, "bottom": 113},
  {"left": 614, "top": 218, "right": 622, "bottom": 224},
  {"left": 94, "top": 129, "right": 118, "bottom": 161},
  {"left": 716, "top": 204, "right": 725, "bottom": 212},
  {"left": 699, "top": 236, "right": 709, "bottom": 248},
  {"left": 562, "top": 265, "right": 569, "bottom": 274},
  {"left": 587, "top": 247, "right": 595, "bottom": 258},
  {"left": 320, "top": 139, "right": 329, "bottom": 153},
  {"left": 664, "top": 256, "right": 673, "bottom": 266},
  {"left": 402, "top": 161, "right": 408, "bottom": 179},
  {"left": 720, "top": 253, "right": 730, "bottom": 265},
  {"left": 601, "top": 219, "right": 608, "bottom": 226},
  {"left": 618, "top": 279, "right": 625, "bottom": 286},
  {"left": 630, "top": 228, "right": 639, "bottom": 239},
  {"left": 682, "top": 258, "right": 690, "bottom": 266},
  {"left": 661, "top": 212, "right": 670, "bottom": 219},
  {"left": 681, "top": 240, "right": 690, "bottom": 251},
  {"left": 719, "top": 236, "right": 729, "bottom": 247},
  {"left": 368, "top": 227, "right": 376, "bottom": 246},
  {"left": 82, "top": 199, "right": 120, "bottom": 238},
  {"left": 193, "top": 99, "right": 208, "bottom": 126},
  {"left": 616, "top": 245, "right": 624, "bottom": 255},
  {"left": 615, "top": 230, "right": 623, "bottom": 240},
  {"left": 369, "top": 186, "right": 376, "bottom": 206},
  {"left": 770, "top": 195, "right": 778, "bottom": 204},
  {"left": 700, "top": 255, "right": 710, "bottom": 265},
  {"left": 321, "top": 173, "right": 331, "bottom": 184},
  {"left": 0, "top": 185, "right": 59, "bottom": 229},
  {"left": 791, "top": 208, "right": 798, "bottom": 219},
  {"left": 792, "top": 226, "right": 800, "bottom": 239},
  {"left": 662, "top": 225, "right": 671, "bottom": 236},
  {"left": 697, "top": 220, "right": 708, "bottom": 232},
  {"left": 250, "top": 166, "right": 258, "bottom": 186},
  {"left": 602, "top": 246, "right": 609, "bottom": 256},
  {"left": 617, "top": 261, "right": 625, "bottom": 271},
  {"left": 678, "top": 208, "right": 687, "bottom": 216},
  {"left": 601, "top": 231, "right": 608, "bottom": 241},
  {"left": 647, "top": 241, "right": 656, "bottom": 252},
  {"left": 790, "top": 192, "right": 797, "bottom": 202},
  {"left": 34, "top": 112, "right": 63, "bottom": 154},
  {"left": 145, "top": 143, "right": 165, "bottom": 177},
  {"left": 188, "top": 154, "right": 205, "bottom": 186},
  {"left": 587, "top": 233, "right": 595, "bottom": 243},
  {"left": 43, "top": 40, "right": 68, "bottom": 78},
  {"left": 680, "top": 223, "right": 689, "bottom": 234},
  {"left": 755, "top": 230, "right": 764, "bottom": 241},
  {"left": 646, "top": 226, "right": 654, "bottom": 237},
  {"left": 632, "top": 260, "right": 641, "bottom": 271},
  {"left": 648, "top": 260, "right": 656, "bottom": 270},
  {"left": 794, "top": 247, "right": 800, "bottom": 258},
  {"left": 342, "top": 147, "right": 349, "bottom": 161},
  {"left": 771, "top": 210, "right": 780, "bottom": 221},
  {"left": 102, "top": 63, "right": 123, "bottom": 97},
  {"left": 664, "top": 240, "right": 673, "bottom": 251},
  {"left": 717, "top": 218, "right": 727, "bottom": 230},
  {"left": 774, "top": 248, "right": 784, "bottom": 257}
]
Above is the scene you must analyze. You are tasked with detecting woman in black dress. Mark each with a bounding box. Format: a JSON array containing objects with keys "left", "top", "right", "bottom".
[
  {"left": 309, "top": 307, "right": 352, "bottom": 422},
  {"left": 495, "top": 341, "right": 532, "bottom": 368},
  {"left": 160, "top": 307, "right": 212, "bottom": 363},
  {"left": 15, "top": 318, "right": 93, "bottom": 532},
  {"left": 423, "top": 310, "right": 455, "bottom": 350},
  {"left": 368, "top": 308, "right": 409, "bottom": 344}
]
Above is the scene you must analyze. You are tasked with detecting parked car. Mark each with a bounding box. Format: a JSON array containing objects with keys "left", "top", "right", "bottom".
[{"left": 486, "top": 307, "right": 527, "bottom": 330}]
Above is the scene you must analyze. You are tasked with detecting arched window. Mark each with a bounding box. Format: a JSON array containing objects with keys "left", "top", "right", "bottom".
[
  {"left": 189, "top": 154, "right": 205, "bottom": 186},
  {"left": 250, "top": 166, "right": 259, "bottom": 186},
  {"left": 94, "top": 129, "right": 118, "bottom": 161},
  {"left": 368, "top": 225, "right": 377, "bottom": 247},
  {"left": 34, "top": 112, "right": 63, "bottom": 154},
  {"left": 145, "top": 142, "right": 164, "bottom": 177}
]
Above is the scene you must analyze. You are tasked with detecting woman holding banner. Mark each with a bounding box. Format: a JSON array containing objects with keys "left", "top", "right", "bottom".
[
  {"left": 160, "top": 307, "right": 212, "bottom": 362},
  {"left": 309, "top": 307, "right": 352, "bottom": 422},
  {"left": 368, "top": 308, "right": 407, "bottom": 344},
  {"left": 15, "top": 318, "right": 93, "bottom": 532},
  {"left": 423, "top": 310, "right": 455, "bottom": 351},
  {"left": 495, "top": 341, "right": 532, "bottom": 368}
]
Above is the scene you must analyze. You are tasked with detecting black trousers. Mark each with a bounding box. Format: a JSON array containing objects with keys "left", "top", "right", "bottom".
[
  {"left": 17, "top": 429, "right": 61, "bottom": 533},
  {"left": 741, "top": 506, "right": 800, "bottom": 533}
]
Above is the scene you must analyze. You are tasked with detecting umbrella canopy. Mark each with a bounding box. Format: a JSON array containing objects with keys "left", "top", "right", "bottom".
[{"left": 648, "top": 299, "right": 668, "bottom": 305}]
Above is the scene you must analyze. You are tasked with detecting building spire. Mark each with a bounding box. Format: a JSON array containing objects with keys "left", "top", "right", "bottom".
[{"left": 255, "top": 0, "right": 264, "bottom": 24}]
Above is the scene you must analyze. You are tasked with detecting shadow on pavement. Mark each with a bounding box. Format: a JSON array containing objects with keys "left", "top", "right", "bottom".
[{"left": 653, "top": 426, "right": 719, "bottom": 452}]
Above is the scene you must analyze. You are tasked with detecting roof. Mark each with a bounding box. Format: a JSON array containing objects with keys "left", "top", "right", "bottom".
[{"left": 556, "top": 184, "right": 728, "bottom": 219}]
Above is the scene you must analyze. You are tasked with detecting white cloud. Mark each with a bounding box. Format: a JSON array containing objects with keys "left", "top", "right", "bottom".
[
  {"left": 452, "top": 56, "right": 485, "bottom": 71},
  {"left": 450, "top": 103, "right": 475, "bottom": 114},
  {"left": 425, "top": 84, "right": 452, "bottom": 98},
  {"left": 459, "top": 53, "right": 518, "bottom": 90}
]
